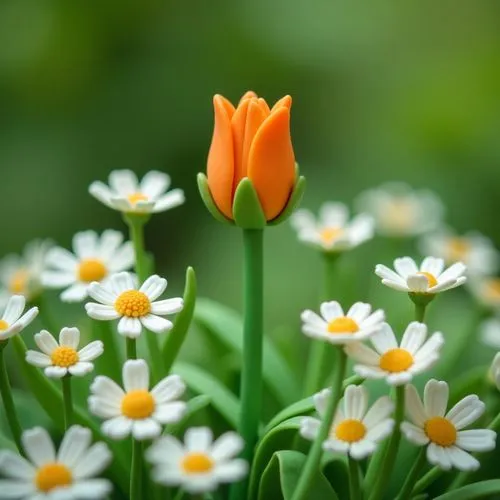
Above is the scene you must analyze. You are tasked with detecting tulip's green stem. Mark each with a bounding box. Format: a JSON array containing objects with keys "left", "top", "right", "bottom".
[
  {"left": 303, "top": 253, "right": 339, "bottom": 396},
  {"left": 348, "top": 456, "right": 362, "bottom": 500},
  {"left": 292, "top": 348, "right": 347, "bottom": 500},
  {"left": 0, "top": 343, "right": 24, "bottom": 455},
  {"left": 92, "top": 319, "right": 122, "bottom": 381},
  {"left": 130, "top": 440, "right": 142, "bottom": 500},
  {"left": 369, "top": 385, "right": 405, "bottom": 500},
  {"left": 125, "top": 214, "right": 162, "bottom": 381},
  {"left": 61, "top": 375, "right": 73, "bottom": 430},
  {"left": 126, "top": 338, "right": 137, "bottom": 360},
  {"left": 229, "top": 229, "right": 264, "bottom": 500},
  {"left": 395, "top": 448, "right": 427, "bottom": 500}
]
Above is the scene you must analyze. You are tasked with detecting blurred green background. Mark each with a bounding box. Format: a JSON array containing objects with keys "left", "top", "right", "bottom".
[{"left": 1, "top": 0, "right": 500, "bottom": 325}]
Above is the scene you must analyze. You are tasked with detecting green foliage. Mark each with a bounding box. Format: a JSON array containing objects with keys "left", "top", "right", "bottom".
[{"left": 433, "top": 480, "right": 500, "bottom": 500}]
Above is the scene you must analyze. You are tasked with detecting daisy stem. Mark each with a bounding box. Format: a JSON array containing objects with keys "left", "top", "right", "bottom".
[
  {"left": 0, "top": 343, "right": 24, "bottom": 455},
  {"left": 291, "top": 348, "right": 347, "bottom": 500},
  {"left": 126, "top": 338, "right": 137, "bottom": 359},
  {"left": 229, "top": 229, "right": 264, "bottom": 500},
  {"left": 303, "top": 253, "right": 339, "bottom": 396},
  {"left": 395, "top": 448, "right": 427, "bottom": 500},
  {"left": 130, "top": 439, "right": 142, "bottom": 500},
  {"left": 414, "top": 303, "right": 427, "bottom": 323},
  {"left": 413, "top": 466, "right": 443, "bottom": 495},
  {"left": 125, "top": 214, "right": 163, "bottom": 382},
  {"left": 369, "top": 384, "right": 405, "bottom": 500},
  {"left": 61, "top": 375, "right": 73, "bottom": 429},
  {"left": 348, "top": 455, "right": 362, "bottom": 500}
]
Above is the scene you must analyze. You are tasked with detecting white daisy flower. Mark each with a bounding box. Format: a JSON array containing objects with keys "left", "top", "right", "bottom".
[
  {"left": 301, "top": 301, "right": 385, "bottom": 345},
  {"left": 345, "top": 322, "right": 444, "bottom": 386},
  {"left": 85, "top": 272, "right": 183, "bottom": 338},
  {"left": 401, "top": 379, "right": 496, "bottom": 471},
  {"left": 89, "top": 169, "right": 185, "bottom": 214},
  {"left": 290, "top": 202, "right": 374, "bottom": 252},
  {"left": 375, "top": 256, "right": 467, "bottom": 295},
  {"left": 42, "top": 230, "right": 135, "bottom": 303},
  {"left": 0, "top": 295, "right": 39, "bottom": 342},
  {"left": 355, "top": 182, "right": 444, "bottom": 237},
  {"left": 481, "top": 317, "right": 500, "bottom": 349},
  {"left": 89, "top": 359, "right": 186, "bottom": 441},
  {"left": 26, "top": 328, "right": 103, "bottom": 378},
  {"left": 300, "top": 385, "right": 394, "bottom": 459},
  {"left": 0, "top": 239, "right": 52, "bottom": 304},
  {"left": 0, "top": 425, "right": 112, "bottom": 499},
  {"left": 489, "top": 353, "right": 500, "bottom": 390},
  {"left": 146, "top": 427, "right": 248, "bottom": 493},
  {"left": 420, "top": 228, "right": 499, "bottom": 276},
  {"left": 469, "top": 276, "right": 500, "bottom": 311}
]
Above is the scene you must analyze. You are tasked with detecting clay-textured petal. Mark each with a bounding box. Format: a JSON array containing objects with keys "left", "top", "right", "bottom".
[
  {"left": 207, "top": 95, "right": 235, "bottom": 218},
  {"left": 239, "top": 90, "right": 257, "bottom": 103},
  {"left": 247, "top": 106, "right": 296, "bottom": 220},
  {"left": 271, "top": 95, "right": 292, "bottom": 111},
  {"left": 231, "top": 98, "right": 251, "bottom": 189},
  {"left": 241, "top": 99, "right": 269, "bottom": 179},
  {"left": 219, "top": 95, "right": 236, "bottom": 119},
  {"left": 257, "top": 98, "right": 270, "bottom": 114}
]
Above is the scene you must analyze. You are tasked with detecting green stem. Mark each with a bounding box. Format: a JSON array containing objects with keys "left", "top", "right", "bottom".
[
  {"left": 348, "top": 455, "right": 362, "bottom": 500},
  {"left": 292, "top": 348, "right": 347, "bottom": 500},
  {"left": 92, "top": 319, "right": 122, "bottom": 381},
  {"left": 125, "top": 214, "right": 162, "bottom": 382},
  {"left": 0, "top": 344, "right": 24, "bottom": 454},
  {"left": 303, "top": 253, "right": 339, "bottom": 396},
  {"left": 173, "top": 491, "right": 184, "bottom": 500},
  {"left": 369, "top": 385, "right": 405, "bottom": 500},
  {"left": 130, "top": 439, "right": 142, "bottom": 500},
  {"left": 229, "top": 229, "right": 264, "bottom": 500},
  {"left": 395, "top": 448, "right": 427, "bottom": 500},
  {"left": 62, "top": 376, "right": 73, "bottom": 429},
  {"left": 414, "top": 303, "right": 427, "bottom": 323},
  {"left": 126, "top": 338, "right": 137, "bottom": 359},
  {"left": 413, "top": 466, "right": 443, "bottom": 495}
]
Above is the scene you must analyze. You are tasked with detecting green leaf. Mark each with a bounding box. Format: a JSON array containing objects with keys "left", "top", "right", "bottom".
[
  {"left": 0, "top": 430, "right": 15, "bottom": 451},
  {"left": 433, "top": 479, "right": 500, "bottom": 499},
  {"left": 173, "top": 361, "right": 239, "bottom": 428},
  {"left": 268, "top": 172, "right": 306, "bottom": 226},
  {"left": 163, "top": 267, "right": 197, "bottom": 374},
  {"left": 322, "top": 455, "right": 349, "bottom": 500},
  {"left": 194, "top": 298, "right": 299, "bottom": 406},
  {"left": 197, "top": 173, "right": 234, "bottom": 225},
  {"left": 264, "top": 396, "right": 314, "bottom": 434},
  {"left": 232, "top": 178, "right": 267, "bottom": 229},
  {"left": 164, "top": 394, "right": 211, "bottom": 436},
  {"left": 258, "top": 450, "right": 338, "bottom": 500}
]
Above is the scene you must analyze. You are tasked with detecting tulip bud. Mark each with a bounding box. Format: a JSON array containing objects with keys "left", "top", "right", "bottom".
[{"left": 198, "top": 91, "right": 305, "bottom": 228}]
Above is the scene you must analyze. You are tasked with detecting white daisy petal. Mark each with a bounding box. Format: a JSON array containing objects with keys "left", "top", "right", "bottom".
[
  {"left": 300, "top": 417, "right": 321, "bottom": 441},
  {"left": 59, "top": 327, "right": 80, "bottom": 349},
  {"left": 363, "top": 396, "right": 394, "bottom": 428},
  {"left": 34, "top": 331, "right": 58, "bottom": 355},
  {"left": 90, "top": 376, "right": 125, "bottom": 405},
  {"left": 117, "top": 316, "right": 142, "bottom": 338},
  {"left": 69, "top": 362, "right": 94, "bottom": 376},
  {"left": 73, "top": 231, "right": 99, "bottom": 260},
  {"left": 401, "top": 422, "right": 429, "bottom": 446},
  {"left": 151, "top": 298, "right": 183, "bottom": 315},
  {"left": 420, "top": 257, "right": 445, "bottom": 276},
  {"left": 45, "top": 247, "right": 78, "bottom": 271},
  {"left": 0, "top": 480, "right": 36, "bottom": 497},
  {"left": 423, "top": 379, "right": 448, "bottom": 417},
  {"left": 369, "top": 323, "right": 398, "bottom": 354},
  {"left": 109, "top": 169, "right": 138, "bottom": 195},
  {"left": 456, "top": 429, "right": 496, "bottom": 452},
  {"left": 394, "top": 257, "right": 419, "bottom": 278},
  {"left": 85, "top": 303, "right": 120, "bottom": 321},
  {"left": 439, "top": 262, "right": 467, "bottom": 282},
  {"left": 427, "top": 443, "right": 452, "bottom": 470},
  {"left": 185, "top": 427, "right": 213, "bottom": 452},
  {"left": 213, "top": 460, "right": 248, "bottom": 483},
  {"left": 26, "top": 351, "right": 52, "bottom": 368},
  {"left": 87, "top": 283, "right": 116, "bottom": 305},
  {"left": 57, "top": 426, "right": 92, "bottom": 468},
  {"left": 344, "top": 343, "right": 380, "bottom": 365},
  {"left": 45, "top": 366, "right": 68, "bottom": 378},
  {"left": 0, "top": 451, "right": 36, "bottom": 479},
  {"left": 132, "top": 419, "right": 161, "bottom": 440},
  {"left": 447, "top": 446, "right": 480, "bottom": 471},
  {"left": 60, "top": 283, "right": 89, "bottom": 303},
  {"left": 446, "top": 396, "right": 485, "bottom": 429},
  {"left": 320, "top": 301, "right": 343, "bottom": 321},
  {"left": 70, "top": 479, "right": 112, "bottom": 498},
  {"left": 2, "top": 296, "right": 26, "bottom": 324},
  {"left": 400, "top": 322, "right": 427, "bottom": 354},
  {"left": 89, "top": 181, "right": 114, "bottom": 207},
  {"left": 210, "top": 432, "right": 244, "bottom": 461},
  {"left": 153, "top": 402, "right": 187, "bottom": 424},
  {"left": 349, "top": 440, "right": 376, "bottom": 460},
  {"left": 102, "top": 416, "right": 133, "bottom": 440},
  {"left": 78, "top": 341, "right": 104, "bottom": 362},
  {"left": 22, "top": 427, "right": 56, "bottom": 467},
  {"left": 374, "top": 264, "right": 407, "bottom": 285},
  {"left": 140, "top": 170, "right": 170, "bottom": 198},
  {"left": 405, "top": 385, "right": 427, "bottom": 426},
  {"left": 151, "top": 374, "right": 186, "bottom": 403},
  {"left": 346, "top": 302, "right": 372, "bottom": 323},
  {"left": 141, "top": 314, "right": 173, "bottom": 334},
  {"left": 42, "top": 271, "right": 76, "bottom": 288},
  {"left": 152, "top": 189, "right": 185, "bottom": 212},
  {"left": 407, "top": 274, "right": 430, "bottom": 293},
  {"left": 140, "top": 275, "right": 167, "bottom": 302},
  {"left": 123, "top": 359, "right": 150, "bottom": 392},
  {"left": 343, "top": 385, "right": 368, "bottom": 420}
]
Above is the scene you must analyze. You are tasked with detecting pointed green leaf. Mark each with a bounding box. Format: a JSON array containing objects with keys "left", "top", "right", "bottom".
[
  {"left": 163, "top": 267, "right": 197, "bottom": 374},
  {"left": 322, "top": 455, "right": 349, "bottom": 500},
  {"left": 268, "top": 175, "right": 306, "bottom": 226},
  {"left": 433, "top": 479, "right": 500, "bottom": 499},
  {"left": 232, "top": 178, "right": 267, "bottom": 229},
  {"left": 197, "top": 173, "right": 234, "bottom": 225},
  {"left": 264, "top": 396, "right": 314, "bottom": 434}
]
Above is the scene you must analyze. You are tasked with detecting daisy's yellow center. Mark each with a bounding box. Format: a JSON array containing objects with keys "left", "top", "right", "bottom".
[
  {"left": 115, "top": 290, "right": 151, "bottom": 317},
  {"left": 416, "top": 271, "right": 438, "bottom": 288},
  {"left": 335, "top": 419, "right": 366, "bottom": 443},
  {"left": 327, "top": 317, "right": 359, "bottom": 334},
  {"left": 128, "top": 193, "right": 148, "bottom": 205},
  {"left": 9, "top": 269, "right": 29, "bottom": 294},
  {"left": 50, "top": 347, "right": 79, "bottom": 368},
  {"left": 446, "top": 237, "right": 470, "bottom": 262},
  {"left": 121, "top": 390, "right": 155, "bottom": 419},
  {"left": 484, "top": 279, "right": 500, "bottom": 301},
  {"left": 320, "top": 227, "right": 343, "bottom": 245},
  {"left": 78, "top": 259, "right": 107, "bottom": 283},
  {"left": 379, "top": 348, "right": 413, "bottom": 372},
  {"left": 424, "top": 417, "right": 457, "bottom": 447},
  {"left": 181, "top": 453, "right": 214, "bottom": 474},
  {"left": 35, "top": 463, "right": 72, "bottom": 492},
  {"left": 384, "top": 199, "right": 416, "bottom": 230},
  {"left": 0, "top": 320, "right": 8, "bottom": 331}
]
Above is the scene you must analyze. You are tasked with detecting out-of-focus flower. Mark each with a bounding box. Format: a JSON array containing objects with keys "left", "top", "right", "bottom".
[
  {"left": 301, "top": 301, "right": 385, "bottom": 345},
  {"left": 290, "top": 202, "right": 374, "bottom": 252},
  {"left": 481, "top": 317, "right": 500, "bottom": 349},
  {"left": 85, "top": 272, "right": 183, "bottom": 338},
  {"left": 0, "top": 295, "right": 38, "bottom": 342},
  {"left": 89, "top": 170, "right": 185, "bottom": 214},
  {"left": 89, "top": 359, "right": 186, "bottom": 441},
  {"left": 420, "top": 229, "right": 499, "bottom": 276},
  {"left": 402, "top": 380, "right": 496, "bottom": 471},
  {"left": 469, "top": 276, "right": 500, "bottom": 311},
  {"left": 26, "top": 327, "right": 103, "bottom": 378},
  {"left": 42, "top": 230, "right": 134, "bottom": 303},
  {"left": 356, "top": 182, "right": 443, "bottom": 237},
  {"left": 375, "top": 256, "right": 466, "bottom": 295},
  {"left": 345, "top": 322, "right": 444, "bottom": 386},
  {"left": 300, "top": 385, "right": 394, "bottom": 459},
  {"left": 146, "top": 427, "right": 248, "bottom": 493},
  {"left": 0, "top": 239, "right": 52, "bottom": 305},
  {"left": 205, "top": 91, "right": 296, "bottom": 222},
  {"left": 0, "top": 425, "right": 112, "bottom": 499},
  {"left": 489, "top": 353, "right": 500, "bottom": 390}
]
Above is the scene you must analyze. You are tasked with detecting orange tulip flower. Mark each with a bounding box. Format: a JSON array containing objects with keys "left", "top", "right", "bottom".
[{"left": 207, "top": 91, "right": 296, "bottom": 221}]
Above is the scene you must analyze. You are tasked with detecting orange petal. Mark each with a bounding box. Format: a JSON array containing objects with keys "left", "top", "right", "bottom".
[
  {"left": 271, "top": 95, "right": 292, "bottom": 111},
  {"left": 247, "top": 107, "right": 296, "bottom": 220},
  {"left": 242, "top": 99, "right": 268, "bottom": 178},
  {"left": 239, "top": 90, "right": 258, "bottom": 104},
  {"left": 219, "top": 95, "right": 236, "bottom": 119},
  {"left": 207, "top": 95, "right": 235, "bottom": 219},
  {"left": 231, "top": 98, "right": 251, "bottom": 190},
  {"left": 257, "top": 98, "right": 271, "bottom": 114}
]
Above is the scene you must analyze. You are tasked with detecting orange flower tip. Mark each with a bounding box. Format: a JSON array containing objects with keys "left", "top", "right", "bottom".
[
  {"left": 239, "top": 90, "right": 258, "bottom": 103},
  {"left": 272, "top": 95, "right": 292, "bottom": 111},
  {"left": 213, "top": 94, "right": 235, "bottom": 118}
]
